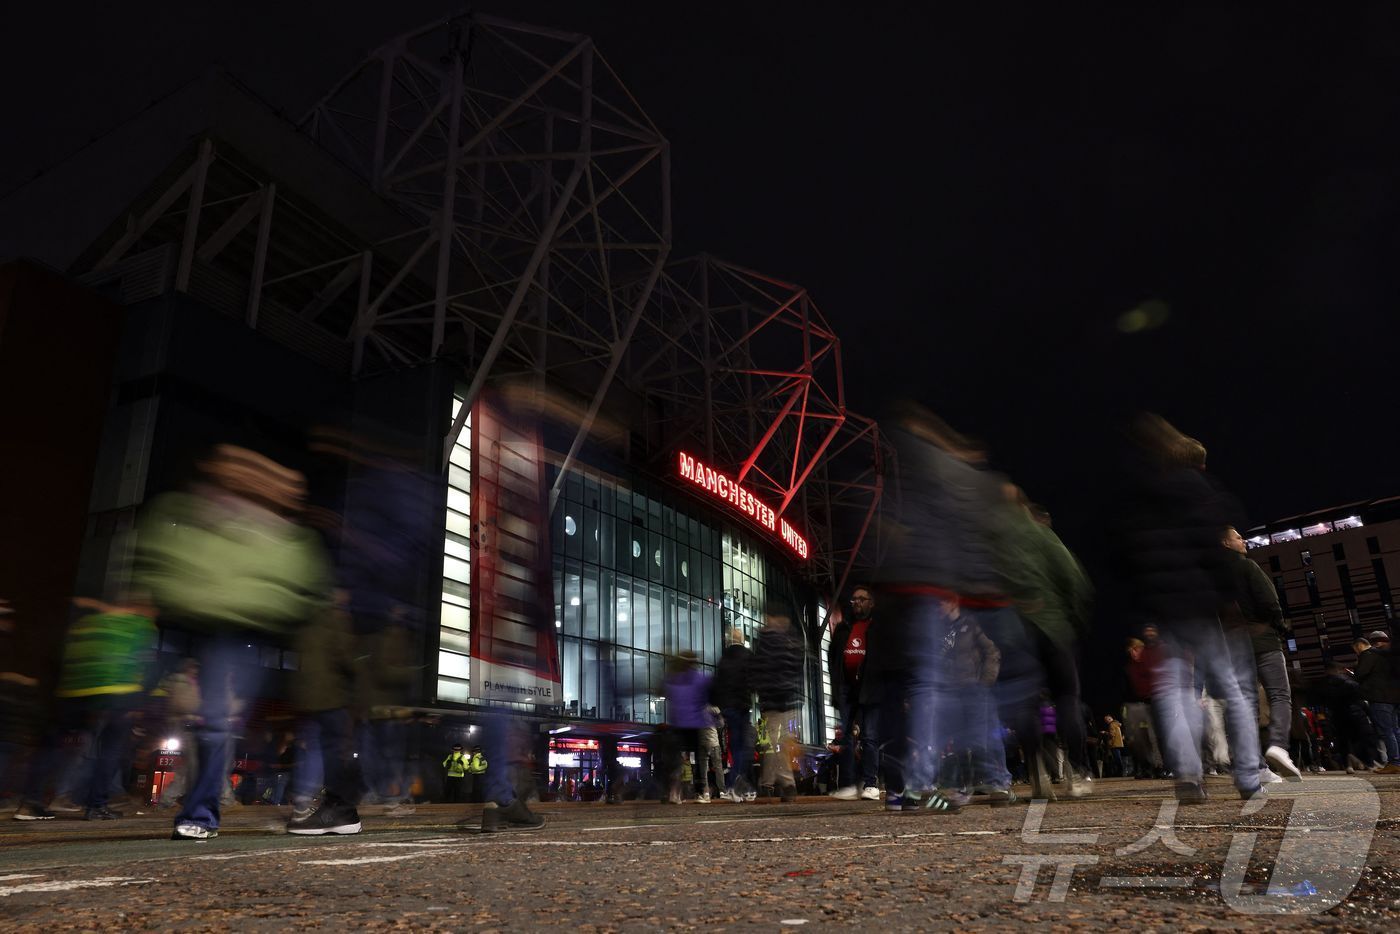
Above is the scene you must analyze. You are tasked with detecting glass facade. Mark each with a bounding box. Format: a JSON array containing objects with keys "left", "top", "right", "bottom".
[
  {"left": 552, "top": 466, "right": 810, "bottom": 734},
  {"left": 437, "top": 394, "right": 825, "bottom": 741},
  {"left": 437, "top": 397, "right": 472, "bottom": 703}
]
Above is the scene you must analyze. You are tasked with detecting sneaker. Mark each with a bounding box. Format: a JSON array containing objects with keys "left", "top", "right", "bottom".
[
  {"left": 1239, "top": 785, "right": 1267, "bottom": 803},
  {"left": 987, "top": 788, "right": 1018, "bottom": 808},
  {"left": 1066, "top": 768, "right": 1093, "bottom": 799},
  {"left": 48, "top": 796, "right": 82, "bottom": 814},
  {"left": 1259, "top": 767, "right": 1284, "bottom": 785},
  {"left": 291, "top": 804, "right": 315, "bottom": 822},
  {"left": 885, "top": 792, "right": 905, "bottom": 813},
  {"left": 84, "top": 806, "right": 122, "bottom": 821},
  {"left": 1030, "top": 755, "right": 1057, "bottom": 802},
  {"left": 696, "top": 792, "right": 712, "bottom": 804},
  {"left": 287, "top": 803, "right": 362, "bottom": 835},
  {"left": 1174, "top": 781, "right": 1208, "bottom": 805},
  {"left": 860, "top": 786, "right": 881, "bottom": 801},
  {"left": 172, "top": 821, "right": 217, "bottom": 840},
  {"left": 383, "top": 802, "right": 417, "bottom": 817},
  {"left": 829, "top": 785, "right": 861, "bottom": 801},
  {"left": 480, "top": 799, "right": 545, "bottom": 833},
  {"left": 758, "top": 785, "right": 775, "bottom": 801},
  {"left": 1264, "top": 746, "right": 1304, "bottom": 782},
  {"left": 742, "top": 790, "right": 757, "bottom": 802},
  {"left": 920, "top": 790, "right": 964, "bottom": 813},
  {"left": 12, "top": 803, "right": 55, "bottom": 821}
]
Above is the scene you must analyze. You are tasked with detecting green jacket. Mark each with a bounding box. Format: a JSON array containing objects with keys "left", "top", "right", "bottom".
[
  {"left": 1000, "top": 510, "right": 1092, "bottom": 649},
  {"left": 55, "top": 611, "right": 158, "bottom": 698},
  {"left": 468, "top": 752, "right": 488, "bottom": 774},
  {"left": 134, "top": 491, "right": 331, "bottom": 638}
]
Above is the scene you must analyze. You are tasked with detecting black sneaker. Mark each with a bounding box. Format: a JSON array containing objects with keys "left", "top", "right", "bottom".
[
  {"left": 987, "top": 788, "right": 1019, "bottom": 807},
  {"left": 480, "top": 799, "right": 545, "bottom": 833},
  {"left": 12, "top": 803, "right": 55, "bottom": 821},
  {"left": 922, "top": 790, "right": 965, "bottom": 813},
  {"left": 287, "top": 803, "right": 362, "bottom": 835},
  {"left": 85, "top": 806, "right": 122, "bottom": 821},
  {"left": 1174, "top": 781, "right": 1208, "bottom": 805}
]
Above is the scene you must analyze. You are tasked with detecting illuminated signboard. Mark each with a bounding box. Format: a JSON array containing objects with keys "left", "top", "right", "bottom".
[
  {"left": 676, "top": 452, "right": 809, "bottom": 560},
  {"left": 550, "top": 737, "right": 600, "bottom": 752},
  {"left": 617, "top": 743, "right": 648, "bottom": 755}
]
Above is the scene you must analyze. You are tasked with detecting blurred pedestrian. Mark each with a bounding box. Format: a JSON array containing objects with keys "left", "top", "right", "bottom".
[
  {"left": 286, "top": 593, "right": 363, "bottom": 834},
  {"left": 750, "top": 603, "right": 803, "bottom": 803},
  {"left": 13, "top": 594, "right": 158, "bottom": 821},
  {"left": 698, "top": 708, "right": 725, "bottom": 801},
  {"left": 712, "top": 627, "right": 755, "bottom": 802},
  {"left": 153, "top": 659, "right": 201, "bottom": 809},
  {"left": 1117, "top": 416, "right": 1261, "bottom": 805},
  {"left": 134, "top": 444, "right": 333, "bottom": 840},
  {"left": 663, "top": 650, "right": 713, "bottom": 804},
  {"left": 1317, "top": 663, "right": 1379, "bottom": 771}
]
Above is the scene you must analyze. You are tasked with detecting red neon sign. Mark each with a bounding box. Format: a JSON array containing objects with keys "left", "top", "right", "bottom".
[
  {"left": 677, "top": 451, "right": 809, "bottom": 560},
  {"left": 550, "top": 738, "right": 601, "bottom": 752}
]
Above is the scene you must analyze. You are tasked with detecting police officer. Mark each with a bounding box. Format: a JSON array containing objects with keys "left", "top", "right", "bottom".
[
  {"left": 442, "top": 744, "right": 468, "bottom": 803},
  {"left": 466, "top": 744, "right": 488, "bottom": 802}
]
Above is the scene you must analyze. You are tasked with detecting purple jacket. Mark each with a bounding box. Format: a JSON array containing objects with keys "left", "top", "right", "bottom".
[{"left": 664, "top": 669, "right": 714, "bottom": 729}]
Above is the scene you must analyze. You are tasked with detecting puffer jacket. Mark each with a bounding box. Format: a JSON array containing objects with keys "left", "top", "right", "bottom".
[{"left": 134, "top": 491, "right": 331, "bottom": 639}]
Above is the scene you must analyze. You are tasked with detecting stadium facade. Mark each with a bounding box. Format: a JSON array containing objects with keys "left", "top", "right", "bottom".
[{"left": 0, "top": 15, "right": 892, "bottom": 775}]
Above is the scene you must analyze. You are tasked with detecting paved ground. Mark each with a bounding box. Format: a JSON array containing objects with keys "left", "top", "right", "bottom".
[{"left": 2, "top": 776, "right": 1398, "bottom": 931}]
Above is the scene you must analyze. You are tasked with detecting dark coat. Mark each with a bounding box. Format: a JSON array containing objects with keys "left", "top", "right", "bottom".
[
  {"left": 1116, "top": 466, "right": 1236, "bottom": 625},
  {"left": 1356, "top": 647, "right": 1400, "bottom": 705},
  {"left": 711, "top": 643, "right": 753, "bottom": 711},
  {"left": 827, "top": 618, "right": 871, "bottom": 711},
  {"left": 751, "top": 625, "right": 805, "bottom": 712},
  {"left": 1228, "top": 554, "right": 1287, "bottom": 654}
]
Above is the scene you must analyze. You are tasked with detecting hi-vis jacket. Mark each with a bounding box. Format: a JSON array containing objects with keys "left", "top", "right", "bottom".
[
  {"left": 467, "top": 752, "right": 488, "bottom": 774},
  {"left": 443, "top": 751, "right": 468, "bottom": 778}
]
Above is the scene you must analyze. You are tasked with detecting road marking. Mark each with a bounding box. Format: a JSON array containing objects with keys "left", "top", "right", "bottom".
[
  {"left": 191, "top": 847, "right": 322, "bottom": 861},
  {"left": 301, "top": 852, "right": 439, "bottom": 866},
  {"left": 0, "top": 877, "right": 155, "bottom": 897},
  {"left": 0, "top": 874, "right": 43, "bottom": 882},
  {"left": 584, "top": 824, "right": 667, "bottom": 832}
]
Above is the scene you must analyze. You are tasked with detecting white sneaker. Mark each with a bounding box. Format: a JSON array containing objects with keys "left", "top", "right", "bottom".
[
  {"left": 829, "top": 785, "right": 860, "bottom": 800},
  {"left": 696, "top": 793, "right": 711, "bottom": 804},
  {"left": 743, "top": 790, "right": 757, "bottom": 802},
  {"left": 1264, "top": 746, "right": 1303, "bottom": 782},
  {"left": 860, "top": 786, "right": 881, "bottom": 801},
  {"left": 1259, "top": 767, "right": 1284, "bottom": 785},
  {"left": 383, "top": 802, "right": 417, "bottom": 817}
]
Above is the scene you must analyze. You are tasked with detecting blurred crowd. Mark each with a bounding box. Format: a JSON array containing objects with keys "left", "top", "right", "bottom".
[{"left": 2, "top": 408, "right": 1398, "bottom": 842}]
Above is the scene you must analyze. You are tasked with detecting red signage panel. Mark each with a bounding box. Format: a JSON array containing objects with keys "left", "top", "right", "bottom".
[{"left": 676, "top": 451, "right": 808, "bottom": 559}]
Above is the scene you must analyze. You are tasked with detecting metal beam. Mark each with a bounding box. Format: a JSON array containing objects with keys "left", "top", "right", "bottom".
[
  {"left": 244, "top": 184, "right": 276, "bottom": 328},
  {"left": 92, "top": 161, "right": 199, "bottom": 271},
  {"left": 441, "top": 160, "right": 586, "bottom": 467},
  {"left": 175, "top": 139, "right": 215, "bottom": 292},
  {"left": 196, "top": 190, "right": 264, "bottom": 263}
]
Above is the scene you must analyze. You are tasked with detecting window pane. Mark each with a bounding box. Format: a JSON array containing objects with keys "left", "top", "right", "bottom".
[{"left": 582, "top": 564, "right": 600, "bottom": 640}]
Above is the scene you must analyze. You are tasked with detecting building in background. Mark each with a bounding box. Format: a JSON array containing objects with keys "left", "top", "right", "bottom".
[
  {"left": 0, "top": 14, "right": 889, "bottom": 769},
  {"left": 1245, "top": 497, "right": 1400, "bottom": 684}
]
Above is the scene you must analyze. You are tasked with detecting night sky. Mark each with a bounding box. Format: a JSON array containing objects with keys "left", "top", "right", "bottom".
[{"left": 7, "top": 2, "right": 1400, "bottom": 552}]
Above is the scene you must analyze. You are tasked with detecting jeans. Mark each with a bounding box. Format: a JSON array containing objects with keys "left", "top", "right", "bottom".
[
  {"left": 176, "top": 636, "right": 268, "bottom": 831},
  {"left": 837, "top": 701, "right": 880, "bottom": 789},
  {"left": 1255, "top": 650, "right": 1292, "bottom": 755},
  {"left": 292, "top": 716, "right": 326, "bottom": 804},
  {"left": 900, "top": 596, "right": 956, "bottom": 793},
  {"left": 1153, "top": 619, "right": 1261, "bottom": 792},
  {"left": 1370, "top": 702, "right": 1400, "bottom": 764},
  {"left": 1030, "top": 624, "right": 1088, "bottom": 773},
  {"left": 943, "top": 684, "right": 1010, "bottom": 790},
  {"left": 722, "top": 708, "right": 754, "bottom": 791}
]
